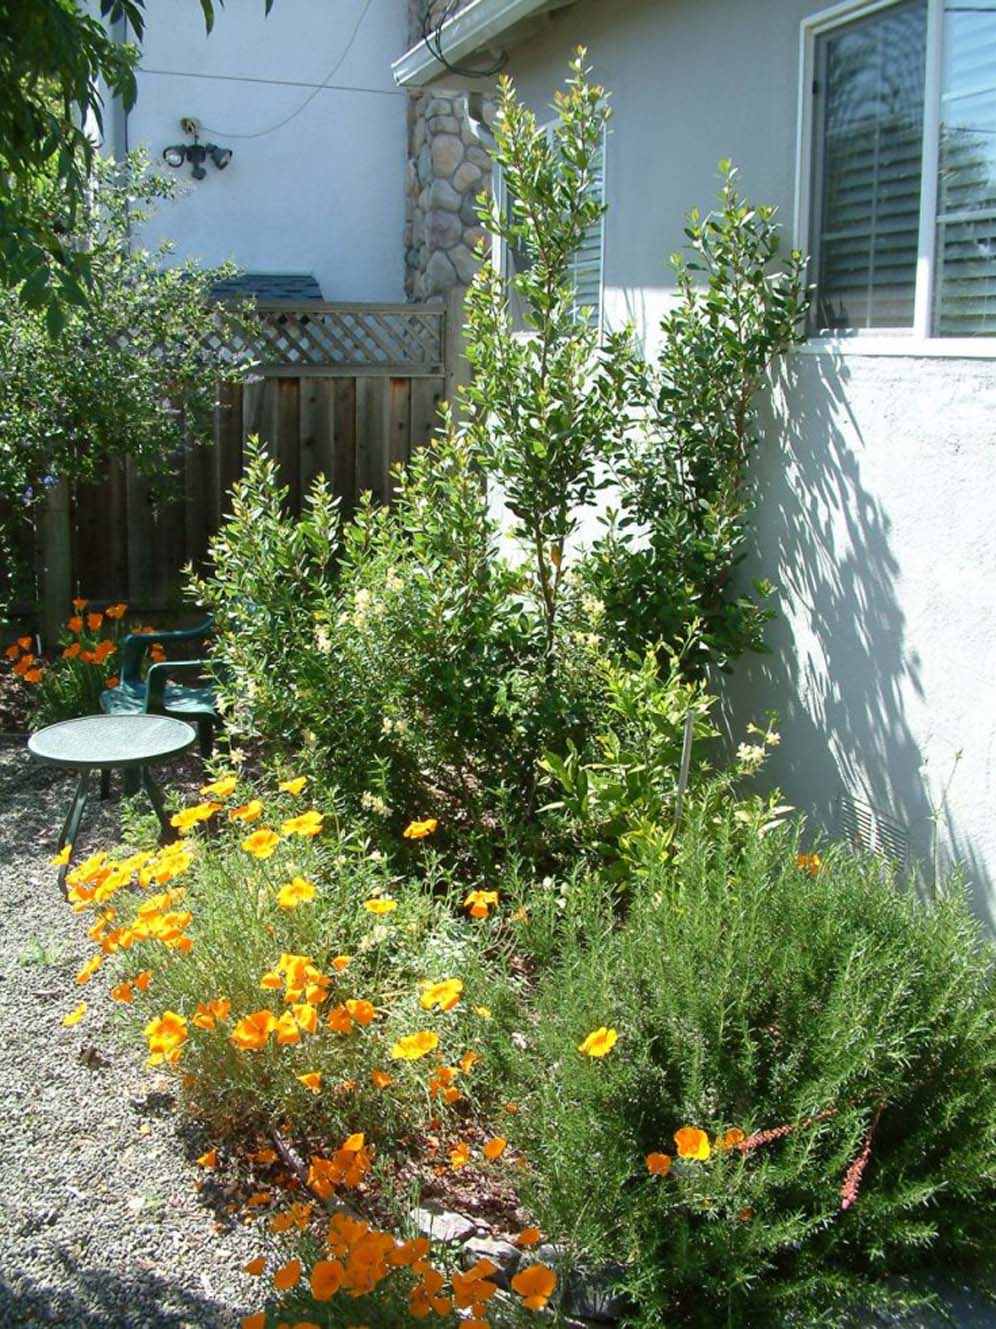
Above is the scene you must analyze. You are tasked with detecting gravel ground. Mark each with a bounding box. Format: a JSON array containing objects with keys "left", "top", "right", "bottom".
[{"left": 0, "top": 739, "right": 260, "bottom": 1329}]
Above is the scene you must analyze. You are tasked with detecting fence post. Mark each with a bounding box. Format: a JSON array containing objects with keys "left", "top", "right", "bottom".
[{"left": 40, "top": 478, "right": 72, "bottom": 648}]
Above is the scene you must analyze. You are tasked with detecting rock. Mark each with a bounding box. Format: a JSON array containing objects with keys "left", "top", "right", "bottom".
[
  {"left": 425, "top": 96, "right": 453, "bottom": 118},
  {"left": 427, "top": 209, "right": 462, "bottom": 250},
  {"left": 413, "top": 115, "right": 427, "bottom": 152},
  {"left": 460, "top": 193, "right": 483, "bottom": 227},
  {"left": 534, "top": 1242, "right": 571, "bottom": 1269},
  {"left": 412, "top": 1205, "right": 477, "bottom": 1244},
  {"left": 564, "top": 1262, "right": 633, "bottom": 1323},
  {"left": 448, "top": 243, "right": 481, "bottom": 283},
  {"left": 461, "top": 1236, "right": 521, "bottom": 1287},
  {"left": 417, "top": 142, "right": 432, "bottom": 185},
  {"left": 431, "top": 133, "right": 464, "bottom": 179},
  {"left": 428, "top": 178, "right": 462, "bottom": 212},
  {"left": 463, "top": 225, "right": 487, "bottom": 253},
  {"left": 466, "top": 145, "right": 493, "bottom": 170},
  {"left": 453, "top": 161, "right": 482, "bottom": 193},
  {"left": 428, "top": 114, "right": 461, "bottom": 136},
  {"left": 426, "top": 249, "right": 457, "bottom": 294}
]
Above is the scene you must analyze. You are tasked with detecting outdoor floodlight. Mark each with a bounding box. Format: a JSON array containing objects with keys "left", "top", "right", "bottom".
[{"left": 162, "top": 119, "right": 232, "bottom": 180}]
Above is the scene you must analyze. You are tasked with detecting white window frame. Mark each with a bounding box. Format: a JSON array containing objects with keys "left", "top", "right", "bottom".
[
  {"left": 794, "top": 0, "right": 996, "bottom": 358},
  {"left": 492, "top": 118, "right": 606, "bottom": 338}
]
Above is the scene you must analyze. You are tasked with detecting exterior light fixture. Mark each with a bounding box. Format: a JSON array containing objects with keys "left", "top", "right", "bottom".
[{"left": 162, "top": 118, "right": 232, "bottom": 180}]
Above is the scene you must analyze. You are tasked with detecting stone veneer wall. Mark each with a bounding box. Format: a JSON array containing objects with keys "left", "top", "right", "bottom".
[{"left": 404, "top": 88, "right": 497, "bottom": 301}]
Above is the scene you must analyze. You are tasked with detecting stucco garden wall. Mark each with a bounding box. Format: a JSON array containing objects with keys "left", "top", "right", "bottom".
[
  {"left": 112, "top": 0, "right": 407, "bottom": 301},
  {"left": 475, "top": 0, "right": 996, "bottom": 919}
]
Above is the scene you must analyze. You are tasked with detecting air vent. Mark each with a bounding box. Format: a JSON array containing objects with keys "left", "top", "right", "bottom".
[{"left": 838, "top": 792, "right": 911, "bottom": 869}]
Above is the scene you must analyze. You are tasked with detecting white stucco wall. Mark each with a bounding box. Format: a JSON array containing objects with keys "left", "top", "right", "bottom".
[
  {"left": 466, "top": 0, "right": 996, "bottom": 919},
  {"left": 112, "top": 0, "right": 407, "bottom": 301}
]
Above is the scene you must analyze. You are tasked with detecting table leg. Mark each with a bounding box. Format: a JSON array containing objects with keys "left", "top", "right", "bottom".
[
  {"left": 58, "top": 770, "right": 91, "bottom": 896},
  {"left": 142, "top": 768, "right": 178, "bottom": 845}
]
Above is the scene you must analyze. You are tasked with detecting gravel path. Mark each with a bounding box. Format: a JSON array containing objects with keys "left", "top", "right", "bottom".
[{"left": 0, "top": 739, "right": 259, "bottom": 1329}]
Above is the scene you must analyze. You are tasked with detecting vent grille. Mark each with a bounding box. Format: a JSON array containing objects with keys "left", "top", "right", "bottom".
[{"left": 838, "top": 792, "right": 911, "bottom": 869}]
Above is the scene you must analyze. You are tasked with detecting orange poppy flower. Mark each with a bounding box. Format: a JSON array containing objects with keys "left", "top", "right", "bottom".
[
  {"left": 464, "top": 889, "right": 499, "bottom": 919},
  {"left": 370, "top": 1068, "right": 393, "bottom": 1089},
  {"left": 646, "top": 1152, "right": 672, "bottom": 1176},
  {"left": 86, "top": 611, "right": 103, "bottom": 632},
  {"left": 228, "top": 800, "right": 263, "bottom": 823},
  {"left": 511, "top": 1263, "right": 558, "bottom": 1310},
  {"left": 674, "top": 1126, "right": 711, "bottom": 1161},
  {"left": 483, "top": 1136, "right": 507, "bottom": 1161},
  {"left": 297, "top": 1072, "right": 322, "bottom": 1093},
  {"left": 105, "top": 603, "right": 128, "bottom": 619},
  {"left": 67, "top": 615, "right": 83, "bottom": 634},
  {"left": 196, "top": 1148, "right": 218, "bottom": 1168}
]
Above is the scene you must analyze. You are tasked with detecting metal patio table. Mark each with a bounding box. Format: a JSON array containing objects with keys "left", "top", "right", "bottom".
[{"left": 27, "top": 714, "right": 197, "bottom": 892}]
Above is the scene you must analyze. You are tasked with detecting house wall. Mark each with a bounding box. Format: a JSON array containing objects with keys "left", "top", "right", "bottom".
[
  {"left": 479, "top": 0, "right": 996, "bottom": 921},
  {"left": 111, "top": 0, "right": 407, "bottom": 300}
]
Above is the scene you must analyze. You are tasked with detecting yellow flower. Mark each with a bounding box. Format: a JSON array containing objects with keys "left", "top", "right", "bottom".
[
  {"left": 170, "top": 802, "right": 221, "bottom": 832},
  {"left": 390, "top": 1030, "right": 439, "bottom": 1061},
  {"left": 276, "top": 876, "right": 317, "bottom": 909},
  {"left": 403, "top": 817, "right": 438, "bottom": 840},
  {"left": 280, "top": 810, "right": 324, "bottom": 837},
  {"left": 196, "top": 1148, "right": 218, "bottom": 1168},
  {"left": 796, "top": 852, "right": 823, "bottom": 876},
  {"left": 50, "top": 843, "right": 72, "bottom": 866},
  {"left": 577, "top": 1026, "right": 618, "bottom": 1058},
  {"left": 363, "top": 896, "right": 397, "bottom": 914},
  {"left": 464, "top": 889, "right": 499, "bottom": 919},
  {"left": 75, "top": 953, "right": 104, "bottom": 984},
  {"left": 241, "top": 828, "right": 281, "bottom": 859},
  {"left": 419, "top": 977, "right": 464, "bottom": 1012},
  {"left": 200, "top": 775, "right": 238, "bottom": 798},
  {"left": 144, "top": 1011, "right": 188, "bottom": 1066},
  {"left": 62, "top": 1003, "right": 86, "bottom": 1027},
  {"left": 279, "top": 776, "right": 308, "bottom": 795},
  {"left": 296, "top": 1072, "right": 322, "bottom": 1094},
  {"left": 674, "top": 1126, "right": 711, "bottom": 1161}
]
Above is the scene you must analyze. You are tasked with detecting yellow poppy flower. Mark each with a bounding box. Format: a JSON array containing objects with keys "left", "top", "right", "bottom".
[
  {"left": 577, "top": 1026, "right": 618, "bottom": 1057},
  {"left": 241, "top": 828, "right": 281, "bottom": 859},
  {"left": 389, "top": 1030, "right": 439, "bottom": 1061},
  {"left": 403, "top": 817, "right": 438, "bottom": 840},
  {"left": 200, "top": 775, "right": 237, "bottom": 799},
  {"left": 296, "top": 1072, "right": 323, "bottom": 1094},
  {"left": 279, "top": 776, "right": 308, "bottom": 795},
  {"left": 62, "top": 1003, "right": 86, "bottom": 1027},
  {"left": 280, "top": 810, "right": 324, "bottom": 837},
  {"left": 419, "top": 977, "right": 464, "bottom": 1012},
  {"left": 276, "top": 876, "right": 317, "bottom": 909},
  {"left": 363, "top": 896, "right": 397, "bottom": 914}
]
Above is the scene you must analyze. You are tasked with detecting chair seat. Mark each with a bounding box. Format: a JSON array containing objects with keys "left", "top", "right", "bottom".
[{"left": 100, "top": 683, "right": 217, "bottom": 718}]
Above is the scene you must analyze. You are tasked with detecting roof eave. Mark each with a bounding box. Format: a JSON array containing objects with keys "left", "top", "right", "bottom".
[{"left": 392, "top": 0, "right": 556, "bottom": 87}]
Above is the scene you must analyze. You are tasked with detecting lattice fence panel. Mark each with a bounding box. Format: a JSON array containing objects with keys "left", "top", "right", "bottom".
[{"left": 214, "top": 303, "right": 447, "bottom": 373}]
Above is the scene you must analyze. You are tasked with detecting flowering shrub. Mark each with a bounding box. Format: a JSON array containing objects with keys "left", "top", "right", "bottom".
[{"left": 510, "top": 810, "right": 996, "bottom": 1326}]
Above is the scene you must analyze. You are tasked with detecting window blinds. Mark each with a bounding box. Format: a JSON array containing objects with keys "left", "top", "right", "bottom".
[{"left": 812, "top": 0, "right": 927, "bottom": 331}]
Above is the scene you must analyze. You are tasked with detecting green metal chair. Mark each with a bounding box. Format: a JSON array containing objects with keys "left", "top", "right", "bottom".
[{"left": 99, "top": 618, "right": 218, "bottom": 796}]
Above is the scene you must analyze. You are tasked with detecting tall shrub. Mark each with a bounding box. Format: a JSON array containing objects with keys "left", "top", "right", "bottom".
[{"left": 585, "top": 163, "right": 807, "bottom": 672}]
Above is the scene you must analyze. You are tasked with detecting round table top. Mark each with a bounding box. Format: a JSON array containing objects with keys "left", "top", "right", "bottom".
[{"left": 28, "top": 714, "right": 197, "bottom": 770}]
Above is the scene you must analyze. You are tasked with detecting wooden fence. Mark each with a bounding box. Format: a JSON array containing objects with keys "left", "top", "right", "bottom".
[{"left": 28, "top": 298, "right": 461, "bottom": 636}]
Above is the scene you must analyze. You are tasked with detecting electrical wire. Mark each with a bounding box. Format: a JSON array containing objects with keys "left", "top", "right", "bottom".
[
  {"left": 420, "top": 0, "right": 508, "bottom": 79},
  {"left": 189, "top": 0, "right": 379, "bottom": 140},
  {"left": 139, "top": 67, "right": 404, "bottom": 98}
]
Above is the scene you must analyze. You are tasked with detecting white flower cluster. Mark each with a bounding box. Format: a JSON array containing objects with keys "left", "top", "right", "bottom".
[{"left": 360, "top": 790, "right": 391, "bottom": 818}]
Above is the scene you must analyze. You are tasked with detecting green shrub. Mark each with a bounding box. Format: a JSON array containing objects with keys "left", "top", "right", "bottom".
[
  {"left": 512, "top": 812, "right": 996, "bottom": 1326},
  {"left": 583, "top": 162, "right": 807, "bottom": 674}
]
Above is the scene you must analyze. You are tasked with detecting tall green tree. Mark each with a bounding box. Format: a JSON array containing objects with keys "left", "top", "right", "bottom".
[{"left": 0, "top": 0, "right": 272, "bottom": 332}]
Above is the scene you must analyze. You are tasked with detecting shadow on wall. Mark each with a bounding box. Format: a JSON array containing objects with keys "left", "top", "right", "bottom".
[{"left": 726, "top": 349, "right": 993, "bottom": 927}]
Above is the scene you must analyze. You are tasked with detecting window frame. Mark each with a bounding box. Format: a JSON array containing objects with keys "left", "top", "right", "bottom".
[{"left": 795, "top": 0, "right": 996, "bottom": 357}]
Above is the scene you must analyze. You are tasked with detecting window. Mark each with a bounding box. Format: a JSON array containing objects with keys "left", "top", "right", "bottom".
[
  {"left": 493, "top": 120, "right": 605, "bottom": 332},
  {"left": 801, "top": 0, "right": 996, "bottom": 340}
]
